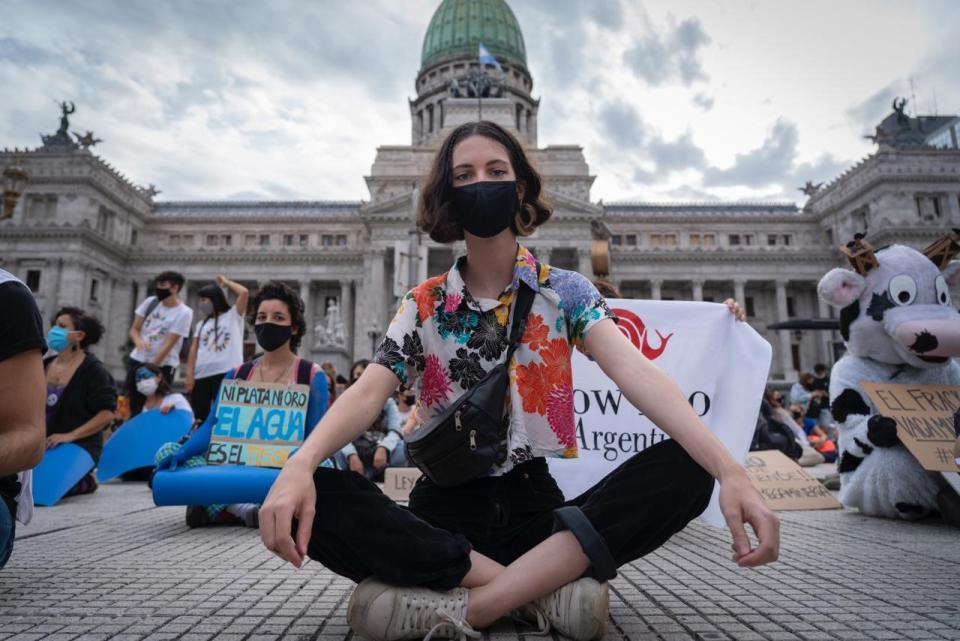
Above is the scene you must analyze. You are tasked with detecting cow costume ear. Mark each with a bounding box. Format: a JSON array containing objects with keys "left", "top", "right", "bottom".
[
  {"left": 943, "top": 260, "right": 960, "bottom": 287},
  {"left": 818, "top": 268, "right": 866, "bottom": 308}
]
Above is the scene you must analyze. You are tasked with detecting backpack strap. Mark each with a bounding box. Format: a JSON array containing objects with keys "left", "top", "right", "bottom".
[
  {"left": 295, "top": 358, "right": 314, "bottom": 385},
  {"left": 235, "top": 361, "right": 256, "bottom": 381},
  {"left": 504, "top": 264, "right": 539, "bottom": 362}
]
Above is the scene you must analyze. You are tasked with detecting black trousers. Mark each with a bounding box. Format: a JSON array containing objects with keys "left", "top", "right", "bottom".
[
  {"left": 306, "top": 439, "right": 713, "bottom": 591},
  {"left": 125, "top": 359, "right": 175, "bottom": 417},
  {"left": 190, "top": 372, "right": 227, "bottom": 423}
]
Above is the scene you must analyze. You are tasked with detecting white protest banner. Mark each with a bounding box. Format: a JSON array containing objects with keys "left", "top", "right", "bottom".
[
  {"left": 548, "top": 300, "right": 772, "bottom": 527},
  {"left": 207, "top": 379, "right": 309, "bottom": 468}
]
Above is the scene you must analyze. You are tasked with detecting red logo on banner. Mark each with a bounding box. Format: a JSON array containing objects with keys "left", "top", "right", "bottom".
[{"left": 611, "top": 308, "right": 674, "bottom": 360}]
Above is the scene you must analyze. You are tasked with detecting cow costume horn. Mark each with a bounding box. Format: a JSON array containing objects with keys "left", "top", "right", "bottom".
[
  {"left": 839, "top": 233, "right": 879, "bottom": 275},
  {"left": 921, "top": 228, "right": 960, "bottom": 269}
]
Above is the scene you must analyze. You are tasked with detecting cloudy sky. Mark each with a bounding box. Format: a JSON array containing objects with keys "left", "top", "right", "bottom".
[{"left": 1, "top": 0, "right": 957, "bottom": 204}]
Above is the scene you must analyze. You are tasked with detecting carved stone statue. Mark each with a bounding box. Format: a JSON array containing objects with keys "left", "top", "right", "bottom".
[
  {"left": 313, "top": 298, "right": 346, "bottom": 349},
  {"left": 449, "top": 78, "right": 461, "bottom": 98},
  {"left": 893, "top": 97, "right": 909, "bottom": 127},
  {"left": 798, "top": 181, "right": 824, "bottom": 197},
  {"left": 41, "top": 101, "right": 79, "bottom": 149},
  {"left": 73, "top": 130, "right": 102, "bottom": 149}
]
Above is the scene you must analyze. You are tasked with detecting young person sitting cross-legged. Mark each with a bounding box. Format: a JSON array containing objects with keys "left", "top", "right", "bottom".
[{"left": 259, "top": 121, "right": 779, "bottom": 641}]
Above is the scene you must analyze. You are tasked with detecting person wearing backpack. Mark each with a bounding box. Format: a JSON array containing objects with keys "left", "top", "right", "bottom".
[
  {"left": 185, "top": 275, "right": 249, "bottom": 423},
  {"left": 125, "top": 271, "right": 193, "bottom": 417},
  {"left": 155, "top": 281, "right": 331, "bottom": 528}
]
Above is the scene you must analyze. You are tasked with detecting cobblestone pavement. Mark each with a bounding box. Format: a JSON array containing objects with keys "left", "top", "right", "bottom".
[{"left": 2, "top": 481, "right": 958, "bottom": 641}]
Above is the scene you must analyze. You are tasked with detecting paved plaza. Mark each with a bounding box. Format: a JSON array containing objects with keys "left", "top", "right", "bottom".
[{"left": 2, "top": 481, "right": 958, "bottom": 641}]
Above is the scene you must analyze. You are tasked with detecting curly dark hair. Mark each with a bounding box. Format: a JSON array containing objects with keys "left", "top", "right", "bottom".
[
  {"left": 51, "top": 306, "right": 105, "bottom": 349},
  {"left": 248, "top": 281, "right": 306, "bottom": 353},
  {"left": 154, "top": 271, "right": 186, "bottom": 291},
  {"left": 418, "top": 120, "right": 552, "bottom": 244}
]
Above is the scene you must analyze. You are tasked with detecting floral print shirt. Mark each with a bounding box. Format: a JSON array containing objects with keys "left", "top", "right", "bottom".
[{"left": 373, "top": 243, "right": 614, "bottom": 475}]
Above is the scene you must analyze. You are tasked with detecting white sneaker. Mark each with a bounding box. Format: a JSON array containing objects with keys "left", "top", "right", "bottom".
[
  {"left": 346, "top": 577, "right": 481, "bottom": 641},
  {"left": 517, "top": 578, "right": 609, "bottom": 641}
]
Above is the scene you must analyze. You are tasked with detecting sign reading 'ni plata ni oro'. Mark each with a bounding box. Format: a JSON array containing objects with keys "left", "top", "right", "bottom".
[
  {"left": 206, "top": 379, "right": 309, "bottom": 468},
  {"left": 861, "top": 382, "right": 960, "bottom": 473},
  {"left": 744, "top": 450, "right": 842, "bottom": 511}
]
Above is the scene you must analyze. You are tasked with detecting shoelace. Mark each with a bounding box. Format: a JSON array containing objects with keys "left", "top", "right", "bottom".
[
  {"left": 540, "top": 586, "right": 566, "bottom": 622},
  {"left": 510, "top": 604, "right": 550, "bottom": 636},
  {"left": 423, "top": 608, "right": 481, "bottom": 641}
]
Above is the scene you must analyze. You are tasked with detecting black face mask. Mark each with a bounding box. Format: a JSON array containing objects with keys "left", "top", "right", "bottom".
[
  {"left": 154, "top": 286, "right": 172, "bottom": 301},
  {"left": 453, "top": 180, "right": 519, "bottom": 238},
  {"left": 404, "top": 394, "right": 415, "bottom": 405},
  {"left": 255, "top": 322, "right": 293, "bottom": 352}
]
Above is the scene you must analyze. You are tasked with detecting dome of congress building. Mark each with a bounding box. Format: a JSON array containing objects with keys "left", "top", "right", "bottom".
[{"left": 420, "top": 0, "right": 527, "bottom": 70}]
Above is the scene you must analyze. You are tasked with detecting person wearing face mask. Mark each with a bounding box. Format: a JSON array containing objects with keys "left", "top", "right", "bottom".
[
  {"left": 42, "top": 307, "right": 117, "bottom": 496},
  {"left": 260, "top": 121, "right": 777, "bottom": 641},
  {"left": 125, "top": 271, "right": 193, "bottom": 417},
  {"left": 135, "top": 364, "right": 194, "bottom": 417},
  {"left": 155, "top": 281, "right": 331, "bottom": 528},
  {"left": 185, "top": 275, "right": 249, "bottom": 423}
]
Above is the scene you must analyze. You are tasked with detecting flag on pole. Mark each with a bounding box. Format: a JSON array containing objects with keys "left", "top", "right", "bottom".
[{"left": 478, "top": 42, "right": 502, "bottom": 71}]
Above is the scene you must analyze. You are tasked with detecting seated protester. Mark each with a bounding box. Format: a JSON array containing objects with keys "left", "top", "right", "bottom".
[
  {"left": 186, "top": 276, "right": 248, "bottom": 424},
  {"left": 789, "top": 403, "right": 837, "bottom": 463},
  {"left": 155, "top": 281, "right": 330, "bottom": 528},
  {"left": 125, "top": 271, "right": 193, "bottom": 417},
  {"left": 136, "top": 364, "right": 194, "bottom": 419},
  {"left": 43, "top": 307, "right": 117, "bottom": 496},
  {"left": 761, "top": 389, "right": 823, "bottom": 467},
  {"left": 0, "top": 269, "right": 46, "bottom": 570},
  {"left": 338, "top": 359, "right": 405, "bottom": 481},
  {"left": 334, "top": 374, "right": 348, "bottom": 399}
]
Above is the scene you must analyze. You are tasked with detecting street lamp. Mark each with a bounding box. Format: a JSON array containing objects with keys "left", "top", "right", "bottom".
[{"left": 2, "top": 162, "right": 29, "bottom": 221}]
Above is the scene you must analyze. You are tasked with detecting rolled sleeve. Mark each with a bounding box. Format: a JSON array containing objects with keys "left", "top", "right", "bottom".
[{"left": 372, "top": 293, "right": 425, "bottom": 388}]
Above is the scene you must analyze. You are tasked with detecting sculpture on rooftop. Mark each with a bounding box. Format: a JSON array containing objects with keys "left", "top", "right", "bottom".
[
  {"left": 73, "top": 131, "right": 102, "bottom": 149},
  {"left": 40, "top": 101, "right": 79, "bottom": 149},
  {"left": 798, "top": 181, "right": 823, "bottom": 197},
  {"left": 892, "top": 97, "right": 909, "bottom": 127}
]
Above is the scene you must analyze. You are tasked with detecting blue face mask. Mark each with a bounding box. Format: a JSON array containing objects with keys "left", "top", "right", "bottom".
[{"left": 47, "top": 326, "right": 72, "bottom": 352}]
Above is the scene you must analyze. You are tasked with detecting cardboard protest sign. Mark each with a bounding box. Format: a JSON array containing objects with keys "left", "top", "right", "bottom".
[
  {"left": 744, "top": 450, "right": 841, "bottom": 511},
  {"left": 861, "top": 382, "right": 960, "bottom": 473},
  {"left": 548, "top": 300, "right": 772, "bottom": 527},
  {"left": 383, "top": 467, "right": 423, "bottom": 502},
  {"left": 206, "top": 379, "right": 309, "bottom": 468}
]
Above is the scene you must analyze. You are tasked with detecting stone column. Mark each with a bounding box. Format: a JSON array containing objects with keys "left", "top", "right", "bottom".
[
  {"left": 734, "top": 278, "right": 746, "bottom": 307},
  {"left": 341, "top": 279, "right": 354, "bottom": 361},
  {"left": 577, "top": 247, "right": 592, "bottom": 278},
  {"left": 299, "top": 280, "right": 314, "bottom": 354},
  {"left": 58, "top": 261, "right": 84, "bottom": 307},
  {"left": 691, "top": 279, "right": 704, "bottom": 302},
  {"left": 355, "top": 249, "right": 387, "bottom": 358},
  {"left": 650, "top": 279, "right": 662, "bottom": 301},
  {"left": 817, "top": 291, "right": 833, "bottom": 364},
  {"left": 775, "top": 279, "right": 796, "bottom": 380},
  {"left": 96, "top": 277, "right": 115, "bottom": 363}
]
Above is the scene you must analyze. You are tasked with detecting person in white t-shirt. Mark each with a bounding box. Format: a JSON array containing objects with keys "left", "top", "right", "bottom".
[
  {"left": 185, "top": 275, "right": 248, "bottom": 422},
  {"left": 125, "top": 271, "right": 193, "bottom": 417}
]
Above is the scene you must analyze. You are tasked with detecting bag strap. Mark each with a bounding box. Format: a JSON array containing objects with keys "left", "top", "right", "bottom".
[
  {"left": 235, "top": 361, "right": 256, "bottom": 381},
  {"left": 295, "top": 358, "right": 313, "bottom": 385},
  {"left": 504, "top": 264, "right": 539, "bottom": 363},
  {"left": 142, "top": 296, "right": 161, "bottom": 321}
]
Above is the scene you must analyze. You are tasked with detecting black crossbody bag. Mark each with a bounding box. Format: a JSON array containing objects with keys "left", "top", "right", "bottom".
[{"left": 404, "top": 277, "right": 537, "bottom": 488}]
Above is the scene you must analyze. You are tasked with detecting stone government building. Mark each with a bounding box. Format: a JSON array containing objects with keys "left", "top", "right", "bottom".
[{"left": 2, "top": 0, "right": 958, "bottom": 384}]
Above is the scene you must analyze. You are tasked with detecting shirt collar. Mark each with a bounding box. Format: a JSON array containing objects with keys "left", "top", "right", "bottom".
[{"left": 445, "top": 243, "right": 541, "bottom": 302}]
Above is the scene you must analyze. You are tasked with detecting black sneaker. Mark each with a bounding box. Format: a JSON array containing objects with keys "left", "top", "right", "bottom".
[{"left": 185, "top": 505, "right": 211, "bottom": 528}]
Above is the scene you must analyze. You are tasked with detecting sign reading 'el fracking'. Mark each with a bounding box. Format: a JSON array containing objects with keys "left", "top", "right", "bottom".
[
  {"left": 547, "top": 300, "right": 772, "bottom": 528},
  {"left": 206, "top": 379, "right": 309, "bottom": 468},
  {"left": 861, "top": 382, "right": 960, "bottom": 473}
]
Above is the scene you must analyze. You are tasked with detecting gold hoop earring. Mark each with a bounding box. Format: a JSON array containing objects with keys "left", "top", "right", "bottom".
[{"left": 514, "top": 203, "right": 537, "bottom": 236}]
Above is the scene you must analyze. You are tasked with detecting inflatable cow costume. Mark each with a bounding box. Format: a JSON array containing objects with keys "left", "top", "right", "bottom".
[{"left": 817, "top": 232, "right": 960, "bottom": 523}]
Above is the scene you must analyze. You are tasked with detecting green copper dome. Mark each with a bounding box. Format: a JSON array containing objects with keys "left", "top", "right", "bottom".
[{"left": 420, "top": 0, "right": 527, "bottom": 70}]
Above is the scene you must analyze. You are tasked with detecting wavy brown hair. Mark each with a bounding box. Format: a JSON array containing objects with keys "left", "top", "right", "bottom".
[{"left": 418, "top": 121, "right": 552, "bottom": 244}]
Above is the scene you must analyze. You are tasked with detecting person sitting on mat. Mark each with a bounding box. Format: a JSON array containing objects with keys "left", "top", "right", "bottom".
[
  {"left": 156, "top": 281, "right": 331, "bottom": 529},
  {"left": 43, "top": 307, "right": 117, "bottom": 497}
]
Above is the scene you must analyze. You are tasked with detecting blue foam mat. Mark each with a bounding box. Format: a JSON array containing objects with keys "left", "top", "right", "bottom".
[
  {"left": 152, "top": 464, "right": 280, "bottom": 506},
  {"left": 33, "top": 444, "right": 95, "bottom": 506},
  {"left": 97, "top": 409, "right": 193, "bottom": 482}
]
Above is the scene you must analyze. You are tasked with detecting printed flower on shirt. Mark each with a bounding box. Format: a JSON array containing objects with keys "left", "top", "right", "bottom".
[
  {"left": 520, "top": 314, "right": 550, "bottom": 352},
  {"left": 467, "top": 311, "right": 507, "bottom": 360},
  {"left": 420, "top": 354, "right": 452, "bottom": 407},
  {"left": 449, "top": 347, "right": 486, "bottom": 389},
  {"left": 539, "top": 338, "right": 572, "bottom": 386},
  {"left": 547, "top": 385, "right": 576, "bottom": 448},
  {"left": 436, "top": 308, "right": 479, "bottom": 344},
  {"left": 411, "top": 274, "right": 447, "bottom": 325},
  {"left": 516, "top": 361, "right": 551, "bottom": 415},
  {"left": 373, "top": 336, "right": 406, "bottom": 382}
]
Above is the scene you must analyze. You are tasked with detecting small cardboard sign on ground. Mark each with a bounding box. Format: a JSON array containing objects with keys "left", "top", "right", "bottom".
[
  {"left": 861, "top": 383, "right": 960, "bottom": 473},
  {"left": 206, "top": 379, "right": 309, "bottom": 468},
  {"left": 383, "top": 468, "right": 422, "bottom": 502},
  {"left": 744, "top": 450, "right": 842, "bottom": 511}
]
